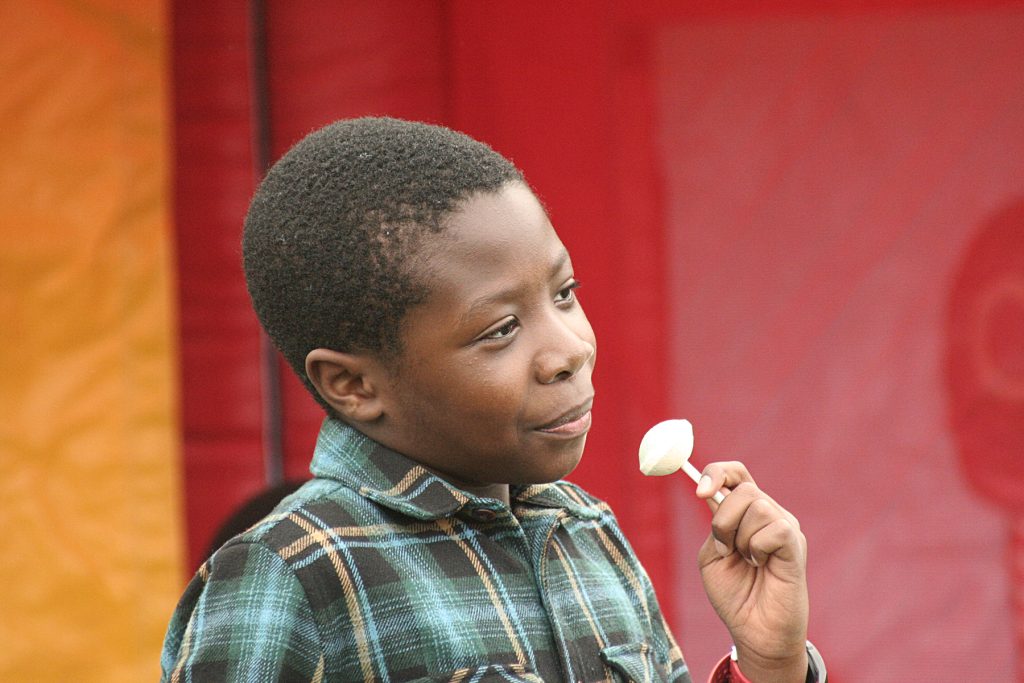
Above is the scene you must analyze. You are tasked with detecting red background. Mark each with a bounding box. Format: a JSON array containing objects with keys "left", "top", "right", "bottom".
[{"left": 172, "top": 2, "right": 1024, "bottom": 679}]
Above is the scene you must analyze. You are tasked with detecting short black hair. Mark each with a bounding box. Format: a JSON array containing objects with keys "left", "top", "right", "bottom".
[{"left": 242, "top": 117, "right": 524, "bottom": 412}]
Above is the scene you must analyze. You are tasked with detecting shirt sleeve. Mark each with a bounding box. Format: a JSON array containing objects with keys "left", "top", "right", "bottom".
[
  {"left": 708, "top": 653, "right": 750, "bottom": 683},
  {"left": 708, "top": 644, "right": 827, "bottom": 683},
  {"left": 161, "top": 540, "right": 325, "bottom": 682}
]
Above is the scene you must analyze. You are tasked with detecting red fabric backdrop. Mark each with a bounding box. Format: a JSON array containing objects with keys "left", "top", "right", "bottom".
[
  {"left": 171, "top": 0, "right": 676, "bottom": 589},
  {"left": 172, "top": 1, "right": 1024, "bottom": 679},
  {"left": 653, "top": 7, "right": 1023, "bottom": 678}
]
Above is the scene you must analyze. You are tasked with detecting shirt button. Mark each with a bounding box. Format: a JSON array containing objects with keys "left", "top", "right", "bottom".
[{"left": 468, "top": 507, "right": 498, "bottom": 522}]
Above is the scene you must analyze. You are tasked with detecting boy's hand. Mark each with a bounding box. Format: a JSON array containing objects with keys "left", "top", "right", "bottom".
[{"left": 696, "top": 462, "right": 809, "bottom": 683}]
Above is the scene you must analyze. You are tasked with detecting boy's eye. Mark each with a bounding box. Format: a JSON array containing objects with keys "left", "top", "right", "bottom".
[
  {"left": 555, "top": 280, "right": 581, "bottom": 304},
  {"left": 483, "top": 318, "right": 519, "bottom": 340}
]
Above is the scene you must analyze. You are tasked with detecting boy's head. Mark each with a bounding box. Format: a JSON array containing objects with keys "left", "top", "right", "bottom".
[
  {"left": 244, "top": 118, "right": 596, "bottom": 488},
  {"left": 243, "top": 117, "right": 523, "bottom": 410}
]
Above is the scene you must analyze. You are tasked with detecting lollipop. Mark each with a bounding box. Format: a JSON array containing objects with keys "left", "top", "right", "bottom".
[{"left": 639, "top": 419, "right": 725, "bottom": 504}]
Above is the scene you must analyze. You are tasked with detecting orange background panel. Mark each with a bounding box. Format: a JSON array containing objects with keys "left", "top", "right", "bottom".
[{"left": 0, "top": 1, "right": 183, "bottom": 680}]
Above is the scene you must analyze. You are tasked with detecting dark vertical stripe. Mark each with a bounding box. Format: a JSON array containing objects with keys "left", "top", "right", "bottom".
[
  {"left": 173, "top": 0, "right": 269, "bottom": 568},
  {"left": 248, "top": 0, "right": 284, "bottom": 485}
]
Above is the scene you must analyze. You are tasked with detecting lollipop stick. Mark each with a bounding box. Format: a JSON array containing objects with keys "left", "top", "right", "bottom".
[{"left": 681, "top": 460, "right": 725, "bottom": 504}]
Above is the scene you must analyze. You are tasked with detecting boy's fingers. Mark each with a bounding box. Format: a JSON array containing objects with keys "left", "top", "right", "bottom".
[
  {"left": 708, "top": 481, "right": 761, "bottom": 556},
  {"left": 707, "top": 479, "right": 803, "bottom": 562},
  {"left": 731, "top": 496, "right": 778, "bottom": 562},
  {"left": 696, "top": 461, "right": 755, "bottom": 503},
  {"left": 747, "top": 518, "right": 806, "bottom": 573},
  {"left": 733, "top": 498, "right": 804, "bottom": 567}
]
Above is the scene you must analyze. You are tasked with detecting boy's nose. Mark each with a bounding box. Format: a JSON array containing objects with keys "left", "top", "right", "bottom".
[{"left": 536, "top": 320, "right": 596, "bottom": 385}]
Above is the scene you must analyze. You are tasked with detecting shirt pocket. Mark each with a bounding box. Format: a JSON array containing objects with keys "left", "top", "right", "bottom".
[
  {"left": 600, "top": 642, "right": 669, "bottom": 683},
  {"left": 407, "top": 663, "right": 544, "bottom": 682}
]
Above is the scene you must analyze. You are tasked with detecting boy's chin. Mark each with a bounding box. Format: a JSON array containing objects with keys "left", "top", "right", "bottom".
[{"left": 517, "top": 441, "right": 587, "bottom": 484}]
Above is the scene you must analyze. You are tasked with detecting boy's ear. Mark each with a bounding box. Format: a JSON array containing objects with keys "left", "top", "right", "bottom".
[{"left": 305, "top": 348, "right": 386, "bottom": 423}]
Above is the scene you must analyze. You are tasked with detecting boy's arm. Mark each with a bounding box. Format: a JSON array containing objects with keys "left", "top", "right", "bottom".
[
  {"left": 695, "top": 462, "right": 813, "bottom": 683},
  {"left": 161, "top": 541, "right": 324, "bottom": 682}
]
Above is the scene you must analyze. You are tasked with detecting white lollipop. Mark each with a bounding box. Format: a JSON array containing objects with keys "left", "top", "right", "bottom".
[{"left": 638, "top": 419, "right": 725, "bottom": 504}]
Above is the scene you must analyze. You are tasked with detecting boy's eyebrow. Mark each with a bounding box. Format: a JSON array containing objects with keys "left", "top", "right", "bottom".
[{"left": 458, "top": 248, "right": 571, "bottom": 327}]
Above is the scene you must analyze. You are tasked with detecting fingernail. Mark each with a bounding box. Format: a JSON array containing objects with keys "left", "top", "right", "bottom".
[
  {"left": 714, "top": 540, "right": 730, "bottom": 557},
  {"left": 698, "top": 475, "right": 713, "bottom": 495},
  {"left": 748, "top": 556, "right": 759, "bottom": 567}
]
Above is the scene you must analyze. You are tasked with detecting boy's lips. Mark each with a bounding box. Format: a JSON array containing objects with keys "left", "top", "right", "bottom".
[{"left": 536, "top": 398, "right": 594, "bottom": 435}]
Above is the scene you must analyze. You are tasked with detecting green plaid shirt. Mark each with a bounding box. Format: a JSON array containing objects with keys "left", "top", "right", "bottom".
[{"left": 161, "top": 418, "right": 691, "bottom": 682}]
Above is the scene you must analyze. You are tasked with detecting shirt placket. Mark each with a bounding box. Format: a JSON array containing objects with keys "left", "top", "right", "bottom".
[{"left": 529, "top": 509, "right": 615, "bottom": 683}]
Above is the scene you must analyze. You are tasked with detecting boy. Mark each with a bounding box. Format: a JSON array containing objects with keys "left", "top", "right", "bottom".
[{"left": 161, "top": 118, "right": 823, "bottom": 682}]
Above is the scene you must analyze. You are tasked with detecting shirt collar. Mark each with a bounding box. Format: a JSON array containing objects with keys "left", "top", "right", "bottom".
[{"left": 310, "top": 418, "right": 600, "bottom": 521}]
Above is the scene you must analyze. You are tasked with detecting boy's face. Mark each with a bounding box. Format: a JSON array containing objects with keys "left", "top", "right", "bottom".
[{"left": 376, "top": 182, "right": 596, "bottom": 492}]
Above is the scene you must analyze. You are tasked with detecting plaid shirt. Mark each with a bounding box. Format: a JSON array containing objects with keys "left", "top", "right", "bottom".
[{"left": 161, "top": 418, "right": 691, "bottom": 682}]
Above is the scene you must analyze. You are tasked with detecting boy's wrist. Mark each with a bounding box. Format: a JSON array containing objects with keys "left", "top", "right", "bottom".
[
  {"left": 735, "top": 636, "right": 807, "bottom": 681},
  {"left": 733, "top": 652, "right": 807, "bottom": 683}
]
